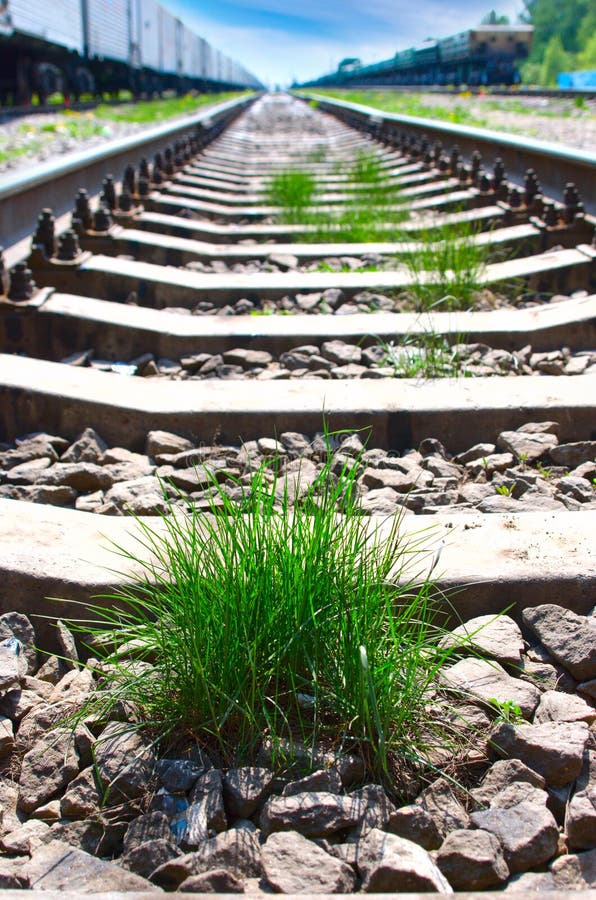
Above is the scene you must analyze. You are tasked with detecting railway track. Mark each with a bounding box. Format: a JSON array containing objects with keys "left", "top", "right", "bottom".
[{"left": 0, "top": 91, "right": 595, "bottom": 894}]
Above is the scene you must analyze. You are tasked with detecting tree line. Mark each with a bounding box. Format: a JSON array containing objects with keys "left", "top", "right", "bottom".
[{"left": 482, "top": 2, "right": 596, "bottom": 84}]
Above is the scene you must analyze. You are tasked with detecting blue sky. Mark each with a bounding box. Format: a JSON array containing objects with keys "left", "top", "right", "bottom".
[{"left": 165, "top": 0, "right": 525, "bottom": 87}]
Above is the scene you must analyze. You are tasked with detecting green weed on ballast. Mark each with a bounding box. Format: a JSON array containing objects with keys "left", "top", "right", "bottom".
[
  {"left": 60, "top": 436, "right": 462, "bottom": 783},
  {"left": 269, "top": 150, "right": 409, "bottom": 242},
  {"left": 376, "top": 332, "right": 466, "bottom": 380},
  {"left": 402, "top": 219, "right": 490, "bottom": 311},
  {"left": 266, "top": 171, "right": 317, "bottom": 223}
]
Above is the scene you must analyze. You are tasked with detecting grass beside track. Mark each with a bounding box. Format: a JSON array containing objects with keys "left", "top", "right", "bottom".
[
  {"left": 0, "top": 92, "right": 250, "bottom": 167},
  {"left": 310, "top": 89, "right": 596, "bottom": 137}
]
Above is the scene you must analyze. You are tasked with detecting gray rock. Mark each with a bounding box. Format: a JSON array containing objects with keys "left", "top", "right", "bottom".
[
  {"left": 156, "top": 758, "right": 204, "bottom": 794},
  {"left": 94, "top": 723, "right": 156, "bottom": 802},
  {"left": 1, "top": 818, "right": 50, "bottom": 854},
  {"left": 150, "top": 852, "right": 198, "bottom": 889},
  {"left": 0, "top": 858, "right": 29, "bottom": 889},
  {"left": 123, "top": 810, "right": 173, "bottom": 854},
  {"left": 471, "top": 759, "right": 546, "bottom": 808},
  {"left": 549, "top": 848, "right": 596, "bottom": 888},
  {"left": 490, "top": 783, "right": 549, "bottom": 808},
  {"left": 321, "top": 339, "right": 362, "bottom": 365},
  {"left": 260, "top": 790, "right": 365, "bottom": 838},
  {"left": 470, "top": 800, "right": 559, "bottom": 872},
  {"left": 43, "top": 461, "right": 113, "bottom": 491},
  {"left": 497, "top": 429, "right": 558, "bottom": 461},
  {"left": 262, "top": 830, "right": 356, "bottom": 894},
  {"left": 18, "top": 730, "right": 79, "bottom": 813},
  {"left": 191, "top": 821, "right": 262, "bottom": 878},
  {"left": 436, "top": 827, "right": 509, "bottom": 889},
  {"left": 146, "top": 430, "right": 193, "bottom": 457},
  {"left": 120, "top": 837, "right": 181, "bottom": 879},
  {"left": 440, "top": 614, "right": 524, "bottom": 665},
  {"left": 348, "top": 783, "right": 396, "bottom": 838},
  {"left": 0, "top": 611, "right": 37, "bottom": 672},
  {"left": 566, "top": 787, "right": 596, "bottom": 850},
  {"left": 557, "top": 475, "right": 594, "bottom": 503},
  {"left": 0, "top": 714, "right": 14, "bottom": 758},
  {"left": 386, "top": 803, "right": 442, "bottom": 849},
  {"left": 24, "top": 839, "right": 159, "bottom": 892},
  {"left": 415, "top": 777, "right": 470, "bottom": 838},
  {"left": 180, "top": 771, "right": 227, "bottom": 849},
  {"left": 223, "top": 766, "right": 273, "bottom": 818},
  {"left": 534, "top": 690, "right": 596, "bottom": 725},
  {"left": 550, "top": 441, "right": 596, "bottom": 467},
  {"left": 0, "top": 434, "right": 58, "bottom": 468},
  {"left": 179, "top": 868, "right": 245, "bottom": 892},
  {"left": 45, "top": 818, "right": 123, "bottom": 856},
  {"left": 60, "top": 766, "right": 100, "bottom": 819},
  {"left": 363, "top": 466, "right": 432, "bottom": 492},
  {"left": 223, "top": 348, "right": 273, "bottom": 368},
  {"left": 356, "top": 828, "right": 453, "bottom": 892},
  {"left": 0, "top": 637, "right": 27, "bottom": 691},
  {"left": 440, "top": 657, "right": 540, "bottom": 717},
  {"left": 98, "top": 476, "right": 169, "bottom": 516},
  {"left": 282, "top": 768, "right": 342, "bottom": 797},
  {"left": 523, "top": 605, "right": 596, "bottom": 681},
  {"left": 0, "top": 483, "right": 77, "bottom": 505},
  {"left": 61, "top": 427, "right": 108, "bottom": 464},
  {"left": 490, "top": 720, "right": 589, "bottom": 786}
]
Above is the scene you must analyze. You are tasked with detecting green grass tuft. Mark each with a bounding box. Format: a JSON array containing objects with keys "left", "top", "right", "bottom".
[{"left": 61, "top": 435, "right": 461, "bottom": 782}]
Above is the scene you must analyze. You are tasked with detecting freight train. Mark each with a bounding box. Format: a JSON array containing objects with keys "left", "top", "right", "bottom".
[
  {"left": 0, "top": 0, "right": 262, "bottom": 105},
  {"left": 300, "top": 26, "right": 534, "bottom": 89}
]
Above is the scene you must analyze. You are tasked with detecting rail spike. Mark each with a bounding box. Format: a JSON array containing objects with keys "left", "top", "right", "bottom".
[
  {"left": 33, "top": 208, "right": 56, "bottom": 259},
  {"left": 102, "top": 176, "right": 117, "bottom": 211},
  {"left": 93, "top": 207, "right": 112, "bottom": 233},
  {"left": 56, "top": 229, "right": 82, "bottom": 261},
  {"left": 8, "top": 262, "right": 36, "bottom": 301},
  {"left": 0, "top": 246, "right": 8, "bottom": 296},
  {"left": 74, "top": 189, "right": 93, "bottom": 231}
]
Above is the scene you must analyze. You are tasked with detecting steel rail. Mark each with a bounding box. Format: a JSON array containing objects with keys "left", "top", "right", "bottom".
[
  {"left": 0, "top": 93, "right": 258, "bottom": 248},
  {"left": 297, "top": 91, "right": 596, "bottom": 215}
]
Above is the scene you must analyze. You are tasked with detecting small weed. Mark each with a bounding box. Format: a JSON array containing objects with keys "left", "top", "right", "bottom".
[
  {"left": 537, "top": 462, "right": 553, "bottom": 480},
  {"left": 495, "top": 483, "right": 516, "bottom": 497},
  {"left": 488, "top": 698, "right": 524, "bottom": 724},
  {"left": 376, "top": 331, "right": 464, "bottom": 380},
  {"left": 401, "top": 219, "right": 490, "bottom": 311},
  {"left": 266, "top": 171, "right": 317, "bottom": 224}
]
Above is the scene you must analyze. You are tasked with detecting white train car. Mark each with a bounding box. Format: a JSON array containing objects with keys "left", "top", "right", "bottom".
[
  {"left": 2, "top": 0, "right": 83, "bottom": 53},
  {"left": 137, "top": 0, "right": 160, "bottom": 71},
  {"left": 159, "top": 5, "right": 177, "bottom": 74},
  {"left": 179, "top": 22, "right": 194, "bottom": 77},
  {"left": 86, "top": 0, "right": 130, "bottom": 63}
]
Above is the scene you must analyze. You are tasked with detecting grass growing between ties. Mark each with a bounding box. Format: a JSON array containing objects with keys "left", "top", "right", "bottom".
[
  {"left": 401, "top": 219, "right": 492, "bottom": 311},
  {"left": 63, "top": 438, "right": 463, "bottom": 783},
  {"left": 268, "top": 149, "right": 409, "bottom": 242}
]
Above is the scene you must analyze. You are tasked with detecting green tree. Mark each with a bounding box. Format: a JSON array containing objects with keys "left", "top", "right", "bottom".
[
  {"left": 539, "top": 34, "right": 573, "bottom": 85},
  {"left": 576, "top": 31, "right": 596, "bottom": 69},
  {"left": 521, "top": 0, "right": 590, "bottom": 54},
  {"left": 481, "top": 10, "right": 510, "bottom": 24}
]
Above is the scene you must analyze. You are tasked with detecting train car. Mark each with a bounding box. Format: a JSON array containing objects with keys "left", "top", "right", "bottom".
[
  {"left": 0, "top": 0, "right": 85, "bottom": 102},
  {"left": 0, "top": 0, "right": 261, "bottom": 105},
  {"left": 301, "top": 25, "right": 533, "bottom": 89}
]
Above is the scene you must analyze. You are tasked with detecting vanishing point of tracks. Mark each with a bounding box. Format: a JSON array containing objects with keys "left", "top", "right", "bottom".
[{"left": 0, "top": 91, "right": 595, "bottom": 635}]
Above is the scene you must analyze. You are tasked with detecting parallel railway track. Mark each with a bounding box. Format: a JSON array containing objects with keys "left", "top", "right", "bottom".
[
  {"left": 1, "top": 90, "right": 595, "bottom": 621},
  {"left": 0, "top": 90, "right": 595, "bottom": 896}
]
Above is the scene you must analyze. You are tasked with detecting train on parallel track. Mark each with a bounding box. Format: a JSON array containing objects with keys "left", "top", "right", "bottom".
[
  {"left": 299, "top": 26, "right": 534, "bottom": 89},
  {"left": 0, "top": 0, "right": 262, "bottom": 105}
]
